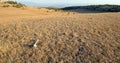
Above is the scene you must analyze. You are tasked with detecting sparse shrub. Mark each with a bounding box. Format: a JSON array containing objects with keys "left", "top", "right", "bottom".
[
  {"left": 12, "top": 3, "right": 25, "bottom": 8},
  {"left": 4, "top": 1, "right": 25, "bottom": 8},
  {"left": 4, "top": 1, "right": 18, "bottom": 4},
  {"left": 2, "top": 4, "right": 9, "bottom": 7},
  {"left": 47, "top": 8, "right": 60, "bottom": 11}
]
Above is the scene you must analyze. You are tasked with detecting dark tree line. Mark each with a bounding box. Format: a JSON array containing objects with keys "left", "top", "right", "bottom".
[{"left": 62, "top": 5, "right": 120, "bottom": 12}]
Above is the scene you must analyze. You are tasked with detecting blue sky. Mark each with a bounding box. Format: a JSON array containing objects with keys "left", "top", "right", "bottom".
[{"left": 11, "top": 0, "right": 120, "bottom": 8}]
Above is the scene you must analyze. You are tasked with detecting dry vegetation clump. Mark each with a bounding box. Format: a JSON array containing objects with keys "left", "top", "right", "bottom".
[
  {"left": 46, "top": 8, "right": 62, "bottom": 12},
  {"left": 0, "top": 9, "right": 120, "bottom": 63},
  {"left": 0, "top": 1, "right": 25, "bottom": 8}
]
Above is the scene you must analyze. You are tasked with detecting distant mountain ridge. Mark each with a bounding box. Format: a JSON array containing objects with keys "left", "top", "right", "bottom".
[{"left": 61, "top": 5, "right": 120, "bottom": 12}]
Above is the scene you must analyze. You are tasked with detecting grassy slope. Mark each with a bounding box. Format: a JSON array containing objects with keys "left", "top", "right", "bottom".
[{"left": 0, "top": 7, "right": 120, "bottom": 63}]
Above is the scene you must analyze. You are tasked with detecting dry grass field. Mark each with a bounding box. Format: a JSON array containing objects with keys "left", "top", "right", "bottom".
[{"left": 0, "top": 6, "right": 120, "bottom": 63}]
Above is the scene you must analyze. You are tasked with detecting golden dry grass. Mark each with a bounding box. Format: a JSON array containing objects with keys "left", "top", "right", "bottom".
[{"left": 0, "top": 7, "right": 120, "bottom": 63}]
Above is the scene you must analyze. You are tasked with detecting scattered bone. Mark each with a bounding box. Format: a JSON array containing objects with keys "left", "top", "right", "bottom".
[
  {"left": 28, "top": 39, "right": 39, "bottom": 48},
  {"left": 33, "top": 40, "right": 39, "bottom": 48}
]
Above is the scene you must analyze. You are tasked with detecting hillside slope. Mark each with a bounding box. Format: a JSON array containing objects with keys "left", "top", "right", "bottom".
[{"left": 0, "top": 7, "right": 120, "bottom": 63}]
